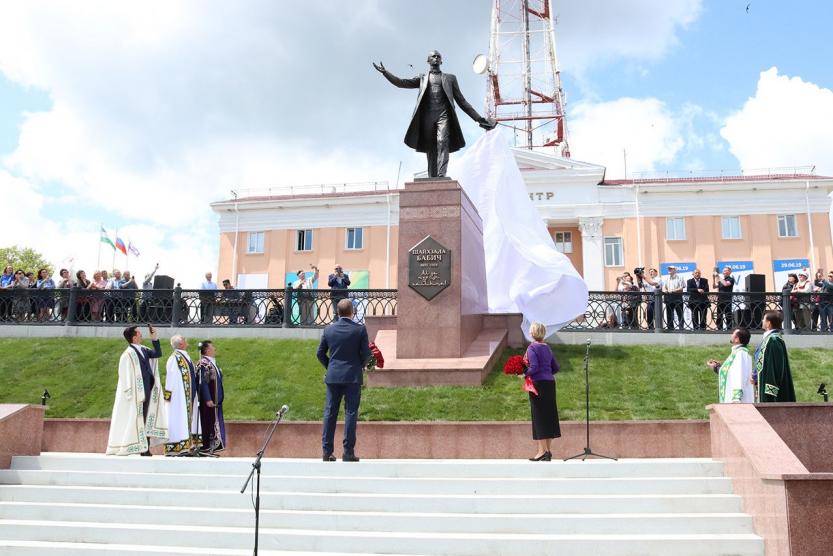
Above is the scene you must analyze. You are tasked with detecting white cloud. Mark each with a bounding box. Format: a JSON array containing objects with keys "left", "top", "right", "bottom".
[
  {"left": 0, "top": 1, "right": 709, "bottom": 285},
  {"left": 568, "top": 97, "right": 686, "bottom": 178},
  {"left": 555, "top": 0, "right": 702, "bottom": 74},
  {"left": 721, "top": 67, "right": 833, "bottom": 175}
]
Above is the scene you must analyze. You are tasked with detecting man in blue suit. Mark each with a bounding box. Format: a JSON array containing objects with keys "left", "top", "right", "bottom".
[{"left": 317, "top": 298, "right": 370, "bottom": 462}]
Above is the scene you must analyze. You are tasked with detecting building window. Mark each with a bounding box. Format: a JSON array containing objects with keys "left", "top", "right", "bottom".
[
  {"left": 777, "top": 215, "right": 798, "bottom": 238},
  {"left": 604, "top": 237, "right": 623, "bottom": 267},
  {"left": 296, "top": 229, "right": 313, "bottom": 251},
  {"left": 246, "top": 231, "right": 264, "bottom": 254},
  {"left": 666, "top": 217, "right": 686, "bottom": 241},
  {"left": 553, "top": 231, "right": 573, "bottom": 254},
  {"left": 721, "top": 216, "right": 742, "bottom": 240},
  {"left": 345, "top": 227, "right": 364, "bottom": 250}
]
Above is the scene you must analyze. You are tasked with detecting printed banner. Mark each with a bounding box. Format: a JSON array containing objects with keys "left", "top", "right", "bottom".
[
  {"left": 715, "top": 260, "right": 754, "bottom": 292},
  {"left": 772, "top": 259, "right": 809, "bottom": 291}
]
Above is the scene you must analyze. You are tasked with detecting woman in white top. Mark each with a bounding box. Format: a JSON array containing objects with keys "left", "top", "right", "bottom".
[{"left": 792, "top": 271, "right": 814, "bottom": 330}]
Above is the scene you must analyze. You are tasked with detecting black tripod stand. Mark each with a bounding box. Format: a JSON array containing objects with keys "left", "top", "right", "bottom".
[
  {"left": 240, "top": 404, "right": 288, "bottom": 555},
  {"left": 564, "top": 340, "right": 616, "bottom": 461}
]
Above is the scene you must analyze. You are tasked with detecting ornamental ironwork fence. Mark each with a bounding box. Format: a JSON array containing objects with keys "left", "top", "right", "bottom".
[
  {"left": 0, "top": 288, "right": 398, "bottom": 328},
  {"left": 0, "top": 288, "right": 830, "bottom": 334}
]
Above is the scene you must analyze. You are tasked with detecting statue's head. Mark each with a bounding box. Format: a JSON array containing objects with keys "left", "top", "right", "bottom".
[{"left": 427, "top": 50, "right": 442, "bottom": 67}]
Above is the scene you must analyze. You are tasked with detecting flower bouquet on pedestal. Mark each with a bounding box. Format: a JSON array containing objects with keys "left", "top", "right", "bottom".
[{"left": 366, "top": 341, "right": 384, "bottom": 371}]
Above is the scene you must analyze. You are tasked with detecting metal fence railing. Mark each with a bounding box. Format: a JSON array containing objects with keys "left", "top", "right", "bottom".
[
  {"left": 561, "top": 291, "right": 833, "bottom": 334},
  {"left": 0, "top": 288, "right": 398, "bottom": 328},
  {"left": 1, "top": 288, "right": 830, "bottom": 334}
]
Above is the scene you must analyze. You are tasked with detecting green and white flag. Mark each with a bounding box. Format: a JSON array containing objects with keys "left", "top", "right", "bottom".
[{"left": 100, "top": 225, "right": 116, "bottom": 250}]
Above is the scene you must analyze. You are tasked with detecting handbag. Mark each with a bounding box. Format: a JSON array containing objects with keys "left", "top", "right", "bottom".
[{"left": 523, "top": 376, "right": 539, "bottom": 396}]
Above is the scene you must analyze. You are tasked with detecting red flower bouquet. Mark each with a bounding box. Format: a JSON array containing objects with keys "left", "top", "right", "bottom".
[
  {"left": 366, "top": 342, "right": 384, "bottom": 371},
  {"left": 502, "top": 355, "right": 526, "bottom": 375}
]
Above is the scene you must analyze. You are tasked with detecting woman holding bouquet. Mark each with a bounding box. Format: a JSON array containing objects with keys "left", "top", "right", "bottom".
[{"left": 524, "top": 322, "right": 561, "bottom": 461}]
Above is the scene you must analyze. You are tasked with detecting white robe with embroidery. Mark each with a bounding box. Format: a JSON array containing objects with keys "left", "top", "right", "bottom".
[
  {"left": 719, "top": 345, "right": 755, "bottom": 403},
  {"left": 106, "top": 346, "right": 169, "bottom": 455},
  {"left": 164, "top": 349, "right": 201, "bottom": 450}
]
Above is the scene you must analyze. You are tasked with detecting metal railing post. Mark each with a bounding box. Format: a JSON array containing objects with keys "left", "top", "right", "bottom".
[
  {"left": 654, "top": 290, "right": 663, "bottom": 333},
  {"left": 283, "top": 286, "right": 293, "bottom": 328},
  {"left": 172, "top": 285, "right": 182, "bottom": 327},
  {"left": 66, "top": 287, "right": 78, "bottom": 325},
  {"left": 782, "top": 291, "right": 792, "bottom": 335}
]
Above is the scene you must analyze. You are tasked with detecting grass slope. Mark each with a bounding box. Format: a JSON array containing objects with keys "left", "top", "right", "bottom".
[{"left": 1, "top": 338, "right": 831, "bottom": 421}]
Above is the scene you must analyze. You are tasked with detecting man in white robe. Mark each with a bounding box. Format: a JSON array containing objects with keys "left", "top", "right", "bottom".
[
  {"left": 164, "top": 335, "right": 201, "bottom": 456},
  {"left": 106, "top": 325, "right": 168, "bottom": 455},
  {"left": 706, "top": 328, "right": 755, "bottom": 403}
]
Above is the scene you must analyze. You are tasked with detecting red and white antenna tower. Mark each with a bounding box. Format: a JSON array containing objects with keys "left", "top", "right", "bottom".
[{"left": 479, "top": 0, "right": 570, "bottom": 156}]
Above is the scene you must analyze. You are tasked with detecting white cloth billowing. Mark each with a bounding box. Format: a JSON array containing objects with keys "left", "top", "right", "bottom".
[{"left": 449, "top": 129, "right": 588, "bottom": 338}]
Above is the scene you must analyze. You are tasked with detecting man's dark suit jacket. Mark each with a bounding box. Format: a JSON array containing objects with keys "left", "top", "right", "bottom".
[
  {"left": 380, "top": 70, "right": 481, "bottom": 154},
  {"left": 317, "top": 317, "right": 371, "bottom": 384},
  {"left": 686, "top": 277, "right": 710, "bottom": 301}
]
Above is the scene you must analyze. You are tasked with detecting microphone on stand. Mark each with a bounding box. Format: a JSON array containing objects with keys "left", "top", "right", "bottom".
[{"left": 277, "top": 405, "right": 289, "bottom": 417}]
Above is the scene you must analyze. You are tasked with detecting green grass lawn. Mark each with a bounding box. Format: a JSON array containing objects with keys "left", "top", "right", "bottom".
[{"left": 1, "top": 338, "right": 831, "bottom": 421}]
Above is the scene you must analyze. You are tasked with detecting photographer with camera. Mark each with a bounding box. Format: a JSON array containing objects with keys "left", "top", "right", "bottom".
[
  {"left": 616, "top": 271, "right": 638, "bottom": 329},
  {"left": 635, "top": 267, "right": 660, "bottom": 329},
  {"left": 328, "top": 264, "right": 351, "bottom": 319}
]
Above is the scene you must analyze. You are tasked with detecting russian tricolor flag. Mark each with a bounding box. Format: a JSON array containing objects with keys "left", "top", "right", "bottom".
[{"left": 115, "top": 237, "right": 127, "bottom": 256}]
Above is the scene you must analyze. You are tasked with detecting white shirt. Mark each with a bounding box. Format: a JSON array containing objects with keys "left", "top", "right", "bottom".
[
  {"left": 664, "top": 275, "right": 684, "bottom": 293},
  {"left": 201, "top": 281, "right": 218, "bottom": 290},
  {"left": 294, "top": 277, "right": 315, "bottom": 289}
]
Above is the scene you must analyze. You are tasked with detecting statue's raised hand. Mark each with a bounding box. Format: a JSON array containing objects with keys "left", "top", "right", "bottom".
[{"left": 372, "top": 61, "right": 386, "bottom": 73}]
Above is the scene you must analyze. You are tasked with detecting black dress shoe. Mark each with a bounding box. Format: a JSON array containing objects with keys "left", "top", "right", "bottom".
[
  {"left": 323, "top": 453, "right": 336, "bottom": 462},
  {"left": 528, "top": 451, "right": 551, "bottom": 462},
  {"left": 140, "top": 451, "right": 152, "bottom": 457},
  {"left": 342, "top": 453, "right": 360, "bottom": 462}
]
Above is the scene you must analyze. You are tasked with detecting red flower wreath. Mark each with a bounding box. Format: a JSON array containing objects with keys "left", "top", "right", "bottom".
[{"left": 366, "top": 341, "right": 384, "bottom": 371}]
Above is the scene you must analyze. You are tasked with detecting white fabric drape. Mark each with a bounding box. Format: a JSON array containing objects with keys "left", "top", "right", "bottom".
[{"left": 449, "top": 129, "right": 588, "bottom": 339}]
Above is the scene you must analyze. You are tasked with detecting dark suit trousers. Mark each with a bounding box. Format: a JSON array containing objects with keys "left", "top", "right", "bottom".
[
  {"left": 322, "top": 383, "right": 362, "bottom": 455},
  {"left": 424, "top": 109, "right": 450, "bottom": 177}
]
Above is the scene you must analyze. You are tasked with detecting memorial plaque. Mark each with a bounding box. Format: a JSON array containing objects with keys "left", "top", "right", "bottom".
[{"left": 408, "top": 235, "right": 451, "bottom": 301}]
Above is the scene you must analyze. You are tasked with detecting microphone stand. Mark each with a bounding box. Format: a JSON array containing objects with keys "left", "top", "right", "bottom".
[
  {"left": 564, "top": 341, "right": 616, "bottom": 462},
  {"left": 240, "top": 405, "right": 287, "bottom": 555}
]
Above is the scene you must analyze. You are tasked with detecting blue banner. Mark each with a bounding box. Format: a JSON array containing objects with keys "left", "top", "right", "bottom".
[
  {"left": 772, "top": 259, "right": 809, "bottom": 273},
  {"left": 659, "top": 262, "right": 696, "bottom": 276}
]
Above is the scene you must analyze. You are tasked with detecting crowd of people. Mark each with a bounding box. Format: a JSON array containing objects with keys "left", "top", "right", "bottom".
[
  {"left": 106, "top": 325, "right": 226, "bottom": 457},
  {"left": 0, "top": 263, "right": 358, "bottom": 327},
  {"left": 605, "top": 265, "right": 833, "bottom": 333}
]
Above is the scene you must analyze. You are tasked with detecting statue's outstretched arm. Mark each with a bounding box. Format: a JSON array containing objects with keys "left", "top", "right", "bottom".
[
  {"left": 451, "top": 75, "right": 485, "bottom": 123},
  {"left": 373, "top": 61, "right": 419, "bottom": 89}
]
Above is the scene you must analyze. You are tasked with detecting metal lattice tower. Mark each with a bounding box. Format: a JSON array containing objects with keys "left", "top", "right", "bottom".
[{"left": 484, "top": 0, "right": 570, "bottom": 156}]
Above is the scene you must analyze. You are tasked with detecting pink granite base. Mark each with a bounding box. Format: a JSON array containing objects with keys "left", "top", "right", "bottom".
[
  {"left": 42, "top": 418, "right": 711, "bottom": 459},
  {"left": 0, "top": 404, "right": 46, "bottom": 468},
  {"left": 709, "top": 403, "right": 833, "bottom": 556},
  {"left": 368, "top": 327, "right": 507, "bottom": 387}
]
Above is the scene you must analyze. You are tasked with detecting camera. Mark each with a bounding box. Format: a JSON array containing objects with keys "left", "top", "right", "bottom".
[{"left": 634, "top": 267, "right": 645, "bottom": 276}]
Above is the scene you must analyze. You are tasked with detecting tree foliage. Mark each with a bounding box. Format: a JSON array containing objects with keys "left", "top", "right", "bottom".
[{"left": 0, "top": 245, "right": 53, "bottom": 275}]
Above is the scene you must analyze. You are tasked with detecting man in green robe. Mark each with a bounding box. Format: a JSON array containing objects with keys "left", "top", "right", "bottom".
[{"left": 753, "top": 311, "right": 796, "bottom": 402}]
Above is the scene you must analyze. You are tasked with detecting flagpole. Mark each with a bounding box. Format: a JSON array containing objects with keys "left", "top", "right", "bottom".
[
  {"left": 96, "top": 224, "right": 102, "bottom": 270},
  {"left": 110, "top": 229, "right": 117, "bottom": 272}
]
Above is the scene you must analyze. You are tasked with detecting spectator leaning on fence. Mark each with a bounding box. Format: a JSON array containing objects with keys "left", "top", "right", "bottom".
[
  {"left": 816, "top": 270, "right": 833, "bottom": 332},
  {"left": 792, "top": 271, "right": 814, "bottom": 331},
  {"left": 328, "top": 264, "right": 351, "bottom": 318},
  {"left": 714, "top": 267, "right": 735, "bottom": 331},
  {"left": 662, "top": 266, "right": 685, "bottom": 330}
]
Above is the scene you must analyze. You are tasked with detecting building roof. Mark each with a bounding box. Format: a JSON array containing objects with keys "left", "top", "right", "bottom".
[{"left": 603, "top": 172, "right": 831, "bottom": 186}]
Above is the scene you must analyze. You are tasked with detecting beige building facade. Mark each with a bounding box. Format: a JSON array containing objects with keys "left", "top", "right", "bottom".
[{"left": 211, "top": 151, "right": 833, "bottom": 292}]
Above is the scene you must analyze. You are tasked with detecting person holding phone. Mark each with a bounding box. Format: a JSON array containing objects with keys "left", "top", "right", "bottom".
[{"left": 106, "top": 325, "right": 169, "bottom": 456}]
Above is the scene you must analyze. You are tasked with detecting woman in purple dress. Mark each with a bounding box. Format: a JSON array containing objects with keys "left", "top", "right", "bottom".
[{"left": 524, "top": 322, "right": 561, "bottom": 461}]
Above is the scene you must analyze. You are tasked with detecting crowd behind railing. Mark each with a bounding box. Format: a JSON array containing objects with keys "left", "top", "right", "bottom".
[{"left": 2, "top": 264, "right": 832, "bottom": 333}]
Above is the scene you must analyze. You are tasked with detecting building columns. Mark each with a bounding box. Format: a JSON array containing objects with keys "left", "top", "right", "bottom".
[{"left": 579, "top": 216, "right": 605, "bottom": 290}]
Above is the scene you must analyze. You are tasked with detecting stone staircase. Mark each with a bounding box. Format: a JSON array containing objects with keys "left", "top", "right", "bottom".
[{"left": 0, "top": 453, "right": 763, "bottom": 555}]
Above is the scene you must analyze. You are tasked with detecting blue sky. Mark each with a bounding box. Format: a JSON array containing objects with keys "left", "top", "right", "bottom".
[{"left": 0, "top": 1, "right": 831, "bottom": 285}]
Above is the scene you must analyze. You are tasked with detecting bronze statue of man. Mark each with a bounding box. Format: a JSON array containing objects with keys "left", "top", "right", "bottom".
[{"left": 374, "top": 50, "right": 495, "bottom": 178}]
